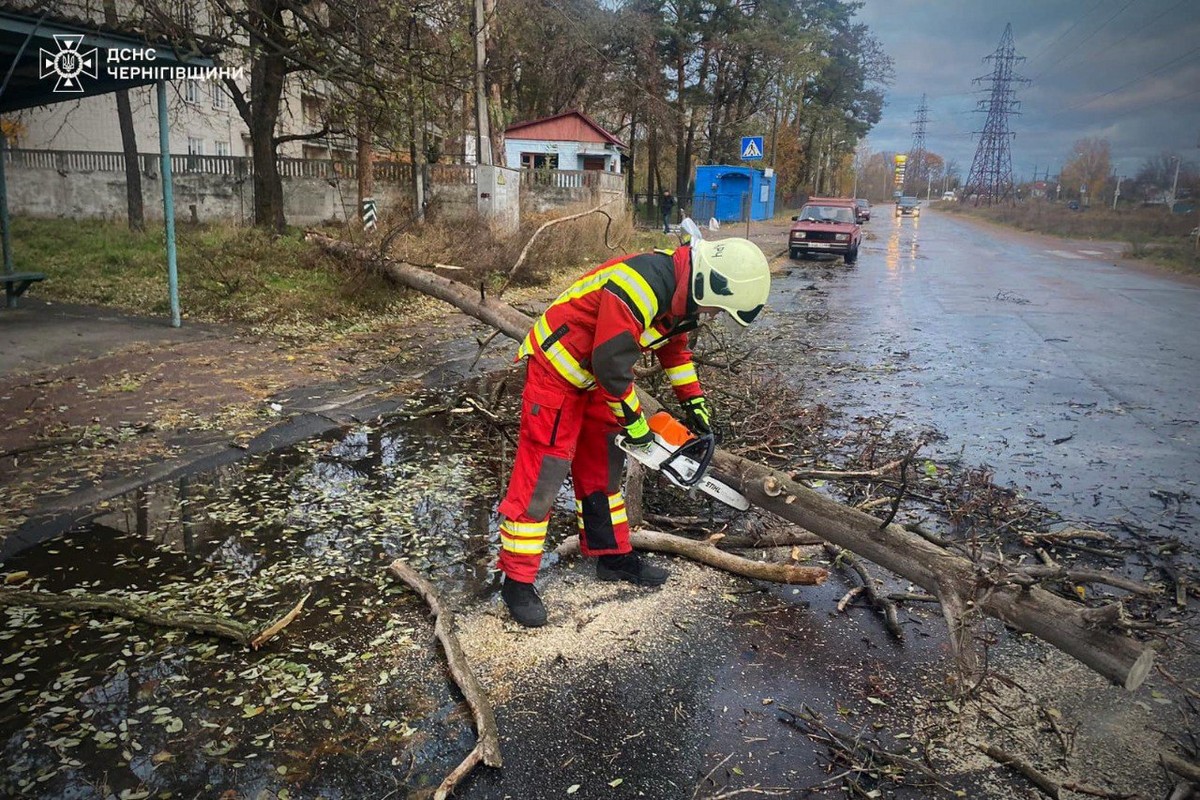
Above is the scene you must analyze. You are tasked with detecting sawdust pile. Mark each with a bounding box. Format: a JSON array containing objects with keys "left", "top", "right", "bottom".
[{"left": 456, "top": 557, "right": 734, "bottom": 704}]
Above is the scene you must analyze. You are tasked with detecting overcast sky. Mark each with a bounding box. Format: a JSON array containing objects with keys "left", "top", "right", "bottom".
[{"left": 854, "top": 0, "right": 1200, "bottom": 180}]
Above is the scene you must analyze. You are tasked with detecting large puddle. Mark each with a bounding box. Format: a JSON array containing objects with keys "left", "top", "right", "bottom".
[{"left": 0, "top": 399, "right": 527, "bottom": 798}]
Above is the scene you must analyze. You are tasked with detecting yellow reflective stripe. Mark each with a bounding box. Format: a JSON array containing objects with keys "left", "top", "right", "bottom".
[
  {"left": 501, "top": 519, "right": 548, "bottom": 536},
  {"left": 665, "top": 362, "right": 698, "bottom": 386},
  {"left": 550, "top": 270, "right": 611, "bottom": 309},
  {"left": 545, "top": 344, "right": 591, "bottom": 388},
  {"left": 525, "top": 316, "right": 594, "bottom": 388},
  {"left": 607, "top": 390, "right": 640, "bottom": 420},
  {"left": 608, "top": 266, "right": 658, "bottom": 327},
  {"left": 500, "top": 519, "right": 547, "bottom": 555},
  {"left": 500, "top": 537, "right": 544, "bottom": 555},
  {"left": 609, "top": 493, "right": 628, "bottom": 526}
]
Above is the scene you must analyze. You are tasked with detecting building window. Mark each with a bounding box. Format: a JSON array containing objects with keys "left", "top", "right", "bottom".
[
  {"left": 212, "top": 83, "right": 228, "bottom": 110},
  {"left": 184, "top": 80, "right": 200, "bottom": 105},
  {"left": 301, "top": 94, "right": 324, "bottom": 127},
  {"left": 186, "top": 137, "right": 203, "bottom": 172},
  {"left": 214, "top": 141, "right": 231, "bottom": 157},
  {"left": 521, "top": 152, "right": 557, "bottom": 170}
]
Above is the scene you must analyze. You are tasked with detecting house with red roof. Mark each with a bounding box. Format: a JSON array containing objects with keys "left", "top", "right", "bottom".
[{"left": 503, "top": 110, "right": 626, "bottom": 175}]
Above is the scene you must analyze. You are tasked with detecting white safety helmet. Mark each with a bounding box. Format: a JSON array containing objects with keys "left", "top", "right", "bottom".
[{"left": 689, "top": 238, "right": 771, "bottom": 326}]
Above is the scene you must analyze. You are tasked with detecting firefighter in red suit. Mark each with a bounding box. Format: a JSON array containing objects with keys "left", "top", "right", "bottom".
[{"left": 496, "top": 237, "right": 771, "bottom": 627}]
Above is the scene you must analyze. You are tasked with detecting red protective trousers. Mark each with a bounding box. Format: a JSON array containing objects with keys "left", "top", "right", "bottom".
[{"left": 497, "top": 357, "right": 630, "bottom": 583}]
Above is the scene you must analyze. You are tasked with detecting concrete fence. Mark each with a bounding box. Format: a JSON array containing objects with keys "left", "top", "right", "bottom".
[{"left": 4, "top": 148, "right": 625, "bottom": 230}]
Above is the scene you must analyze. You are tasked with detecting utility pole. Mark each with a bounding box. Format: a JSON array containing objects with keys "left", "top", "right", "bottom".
[
  {"left": 963, "top": 23, "right": 1029, "bottom": 204},
  {"left": 926, "top": 173, "right": 932, "bottom": 200},
  {"left": 473, "top": 0, "right": 492, "bottom": 166},
  {"left": 1168, "top": 155, "right": 1181, "bottom": 210},
  {"left": 1112, "top": 175, "right": 1123, "bottom": 210}
]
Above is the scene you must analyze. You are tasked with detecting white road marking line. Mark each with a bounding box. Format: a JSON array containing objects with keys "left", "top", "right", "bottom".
[
  {"left": 1079, "top": 249, "right": 1106, "bottom": 256},
  {"left": 1047, "top": 250, "right": 1085, "bottom": 259}
]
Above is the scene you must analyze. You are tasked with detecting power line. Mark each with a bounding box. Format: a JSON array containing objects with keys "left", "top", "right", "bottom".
[
  {"left": 1024, "top": 0, "right": 1106, "bottom": 69},
  {"left": 1031, "top": 0, "right": 1136, "bottom": 81},
  {"left": 1090, "top": 0, "right": 1191, "bottom": 58},
  {"left": 1104, "top": 86, "right": 1200, "bottom": 121},
  {"left": 1049, "top": 44, "right": 1200, "bottom": 117}
]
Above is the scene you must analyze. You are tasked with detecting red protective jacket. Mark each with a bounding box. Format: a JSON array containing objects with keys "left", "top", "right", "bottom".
[{"left": 516, "top": 246, "right": 703, "bottom": 427}]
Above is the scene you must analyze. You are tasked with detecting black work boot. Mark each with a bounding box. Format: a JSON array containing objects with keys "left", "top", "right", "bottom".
[
  {"left": 501, "top": 578, "right": 548, "bottom": 628},
  {"left": 596, "top": 553, "right": 669, "bottom": 586}
]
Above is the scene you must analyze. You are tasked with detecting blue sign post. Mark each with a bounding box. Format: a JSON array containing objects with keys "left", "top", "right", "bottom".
[{"left": 740, "top": 136, "right": 764, "bottom": 161}]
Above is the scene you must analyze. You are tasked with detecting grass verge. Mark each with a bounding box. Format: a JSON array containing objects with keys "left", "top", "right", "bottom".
[
  {"left": 10, "top": 217, "right": 402, "bottom": 328},
  {"left": 937, "top": 200, "right": 1200, "bottom": 275},
  {"left": 10, "top": 208, "right": 654, "bottom": 332}
]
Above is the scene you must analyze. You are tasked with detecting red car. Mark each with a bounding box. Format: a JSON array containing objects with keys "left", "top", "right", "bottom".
[{"left": 789, "top": 197, "right": 862, "bottom": 264}]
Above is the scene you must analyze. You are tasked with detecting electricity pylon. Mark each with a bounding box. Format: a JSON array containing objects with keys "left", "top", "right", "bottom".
[{"left": 963, "top": 23, "right": 1029, "bottom": 204}]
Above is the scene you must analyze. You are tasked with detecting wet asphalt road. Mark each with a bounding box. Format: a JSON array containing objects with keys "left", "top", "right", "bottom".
[{"left": 769, "top": 207, "right": 1200, "bottom": 538}]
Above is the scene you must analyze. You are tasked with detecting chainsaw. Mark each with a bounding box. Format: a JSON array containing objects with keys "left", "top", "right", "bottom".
[{"left": 617, "top": 411, "right": 750, "bottom": 511}]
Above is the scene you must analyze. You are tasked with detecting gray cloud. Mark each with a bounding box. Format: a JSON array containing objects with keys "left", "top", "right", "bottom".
[{"left": 856, "top": 0, "right": 1200, "bottom": 178}]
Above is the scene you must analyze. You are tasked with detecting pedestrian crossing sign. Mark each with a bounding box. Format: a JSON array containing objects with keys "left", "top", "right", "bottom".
[{"left": 740, "top": 136, "right": 764, "bottom": 161}]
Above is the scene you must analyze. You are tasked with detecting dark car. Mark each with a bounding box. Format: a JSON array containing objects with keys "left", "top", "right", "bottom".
[
  {"left": 854, "top": 198, "right": 871, "bottom": 223},
  {"left": 789, "top": 200, "right": 862, "bottom": 264},
  {"left": 895, "top": 196, "right": 921, "bottom": 217}
]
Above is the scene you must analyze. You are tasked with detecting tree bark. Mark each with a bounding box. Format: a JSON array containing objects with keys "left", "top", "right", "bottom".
[
  {"left": 247, "top": 0, "right": 288, "bottom": 232},
  {"left": 557, "top": 530, "right": 828, "bottom": 585},
  {"left": 103, "top": 0, "right": 144, "bottom": 231},
  {"left": 306, "top": 234, "right": 1157, "bottom": 691},
  {"left": 388, "top": 559, "right": 502, "bottom": 799}
]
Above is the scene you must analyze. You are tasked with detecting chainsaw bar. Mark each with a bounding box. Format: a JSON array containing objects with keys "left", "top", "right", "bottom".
[{"left": 618, "top": 436, "right": 750, "bottom": 512}]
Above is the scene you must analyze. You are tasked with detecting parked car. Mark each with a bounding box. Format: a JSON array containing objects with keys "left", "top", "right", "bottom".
[
  {"left": 895, "top": 196, "right": 921, "bottom": 217},
  {"left": 789, "top": 198, "right": 862, "bottom": 264},
  {"left": 854, "top": 198, "right": 871, "bottom": 223}
]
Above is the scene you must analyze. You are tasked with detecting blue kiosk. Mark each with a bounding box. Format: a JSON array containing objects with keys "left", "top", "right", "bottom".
[{"left": 692, "top": 165, "right": 776, "bottom": 223}]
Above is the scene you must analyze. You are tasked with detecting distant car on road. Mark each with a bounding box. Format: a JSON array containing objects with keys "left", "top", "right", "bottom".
[
  {"left": 895, "top": 196, "right": 921, "bottom": 217},
  {"left": 789, "top": 198, "right": 862, "bottom": 264},
  {"left": 854, "top": 198, "right": 871, "bottom": 223},
  {"left": 941, "top": 191, "right": 956, "bottom": 201}
]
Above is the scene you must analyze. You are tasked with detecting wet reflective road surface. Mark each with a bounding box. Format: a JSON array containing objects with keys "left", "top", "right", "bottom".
[{"left": 772, "top": 207, "right": 1199, "bottom": 538}]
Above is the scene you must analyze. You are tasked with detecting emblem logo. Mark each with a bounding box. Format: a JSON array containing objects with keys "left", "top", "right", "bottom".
[{"left": 39, "top": 35, "right": 99, "bottom": 93}]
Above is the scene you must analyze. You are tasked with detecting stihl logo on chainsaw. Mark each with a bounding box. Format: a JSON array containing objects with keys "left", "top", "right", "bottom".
[{"left": 617, "top": 412, "right": 749, "bottom": 511}]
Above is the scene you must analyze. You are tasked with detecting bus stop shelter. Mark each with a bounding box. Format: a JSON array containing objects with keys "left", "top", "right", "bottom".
[{"left": 0, "top": 8, "right": 215, "bottom": 325}]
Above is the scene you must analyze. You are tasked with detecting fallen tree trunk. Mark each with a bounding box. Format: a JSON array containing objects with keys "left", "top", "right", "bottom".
[
  {"left": 309, "top": 233, "right": 1156, "bottom": 690},
  {"left": 0, "top": 588, "right": 308, "bottom": 649},
  {"left": 556, "top": 530, "right": 828, "bottom": 585}
]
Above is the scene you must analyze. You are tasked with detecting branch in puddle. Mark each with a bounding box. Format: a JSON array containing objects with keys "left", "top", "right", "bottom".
[
  {"left": 0, "top": 588, "right": 309, "bottom": 648},
  {"left": 387, "top": 558, "right": 502, "bottom": 800}
]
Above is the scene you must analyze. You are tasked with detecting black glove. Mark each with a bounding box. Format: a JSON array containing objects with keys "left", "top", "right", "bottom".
[
  {"left": 681, "top": 395, "right": 714, "bottom": 435},
  {"left": 623, "top": 414, "right": 655, "bottom": 449}
]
